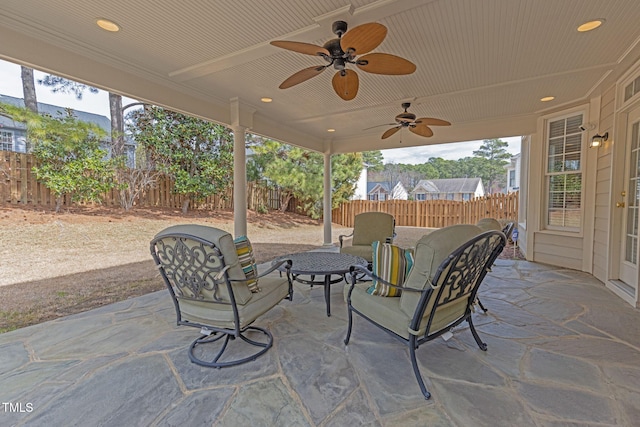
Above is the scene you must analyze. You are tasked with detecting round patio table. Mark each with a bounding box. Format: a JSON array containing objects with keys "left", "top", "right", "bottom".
[{"left": 272, "top": 252, "right": 367, "bottom": 317}]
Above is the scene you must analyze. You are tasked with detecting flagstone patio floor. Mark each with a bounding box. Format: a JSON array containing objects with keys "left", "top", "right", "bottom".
[{"left": 1, "top": 256, "right": 640, "bottom": 426}]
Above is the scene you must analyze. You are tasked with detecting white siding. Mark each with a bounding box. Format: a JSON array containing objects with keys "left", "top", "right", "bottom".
[
  {"left": 352, "top": 168, "right": 368, "bottom": 200},
  {"left": 391, "top": 183, "right": 408, "bottom": 200}
]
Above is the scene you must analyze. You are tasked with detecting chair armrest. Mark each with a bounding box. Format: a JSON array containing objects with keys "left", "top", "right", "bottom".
[
  {"left": 229, "top": 259, "right": 294, "bottom": 302},
  {"left": 348, "top": 265, "right": 426, "bottom": 294},
  {"left": 257, "top": 259, "right": 292, "bottom": 278},
  {"left": 228, "top": 259, "right": 292, "bottom": 282},
  {"left": 339, "top": 232, "right": 354, "bottom": 248}
]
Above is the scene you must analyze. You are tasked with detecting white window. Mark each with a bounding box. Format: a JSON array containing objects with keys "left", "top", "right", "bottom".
[
  {"left": 509, "top": 170, "right": 516, "bottom": 187},
  {"left": 545, "top": 113, "right": 583, "bottom": 230},
  {"left": 415, "top": 193, "right": 426, "bottom": 201},
  {"left": 0, "top": 130, "right": 13, "bottom": 151}
]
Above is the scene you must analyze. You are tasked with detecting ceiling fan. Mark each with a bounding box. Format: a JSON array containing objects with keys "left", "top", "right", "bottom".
[
  {"left": 374, "top": 102, "right": 451, "bottom": 139},
  {"left": 270, "top": 20, "right": 416, "bottom": 101}
]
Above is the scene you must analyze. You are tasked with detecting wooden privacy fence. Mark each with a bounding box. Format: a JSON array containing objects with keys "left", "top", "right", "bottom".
[
  {"left": 332, "top": 192, "right": 518, "bottom": 228},
  {"left": 0, "top": 152, "right": 281, "bottom": 211},
  {"left": 2, "top": 151, "right": 517, "bottom": 223}
]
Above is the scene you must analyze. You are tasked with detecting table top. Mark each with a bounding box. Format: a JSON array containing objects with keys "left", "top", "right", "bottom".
[{"left": 272, "top": 252, "right": 367, "bottom": 275}]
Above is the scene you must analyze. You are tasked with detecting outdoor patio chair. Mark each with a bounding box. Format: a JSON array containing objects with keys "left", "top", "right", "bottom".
[
  {"left": 475, "top": 218, "right": 514, "bottom": 312},
  {"left": 502, "top": 221, "right": 515, "bottom": 242},
  {"left": 150, "top": 224, "right": 293, "bottom": 368},
  {"left": 339, "top": 212, "right": 396, "bottom": 263},
  {"left": 476, "top": 217, "right": 514, "bottom": 240},
  {"left": 344, "top": 224, "right": 506, "bottom": 399}
]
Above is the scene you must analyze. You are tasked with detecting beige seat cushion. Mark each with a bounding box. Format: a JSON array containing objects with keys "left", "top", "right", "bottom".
[
  {"left": 345, "top": 282, "right": 412, "bottom": 338},
  {"left": 345, "top": 282, "right": 470, "bottom": 339},
  {"left": 351, "top": 212, "right": 395, "bottom": 246},
  {"left": 476, "top": 218, "right": 502, "bottom": 232},
  {"left": 178, "top": 274, "right": 290, "bottom": 330}
]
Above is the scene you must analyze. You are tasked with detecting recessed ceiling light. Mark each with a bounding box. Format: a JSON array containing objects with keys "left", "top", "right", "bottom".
[
  {"left": 96, "top": 18, "right": 120, "bottom": 32},
  {"left": 327, "top": 128, "right": 336, "bottom": 132},
  {"left": 260, "top": 97, "right": 273, "bottom": 103},
  {"left": 577, "top": 19, "right": 604, "bottom": 32},
  {"left": 540, "top": 96, "right": 555, "bottom": 102}
]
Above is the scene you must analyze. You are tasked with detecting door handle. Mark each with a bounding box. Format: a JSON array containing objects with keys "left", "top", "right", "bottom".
[{"left": 616, "top": 202, "right": 625, "bottom": 208}]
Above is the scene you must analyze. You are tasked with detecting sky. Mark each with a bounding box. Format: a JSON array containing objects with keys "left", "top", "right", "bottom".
[
  {"left": 381, "top": 137, "right": 521, "bottom": 164},
  {"left": 0, "top": 58, "right": 521, "bottom": 163}
]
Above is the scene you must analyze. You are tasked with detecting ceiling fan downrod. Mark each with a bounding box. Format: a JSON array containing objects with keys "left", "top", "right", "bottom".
[{"left": 332, "top": 21, "right": 348, "bottom": 37}]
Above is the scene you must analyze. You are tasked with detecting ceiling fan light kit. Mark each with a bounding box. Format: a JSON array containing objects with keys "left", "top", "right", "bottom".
[{"left": 270, "top": 20, "right": 416, "bottom": 100}]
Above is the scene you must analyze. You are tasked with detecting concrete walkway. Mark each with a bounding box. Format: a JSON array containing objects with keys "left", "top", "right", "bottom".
[{"left": 1, "top": 259, "right": 640, "bottom": 426}]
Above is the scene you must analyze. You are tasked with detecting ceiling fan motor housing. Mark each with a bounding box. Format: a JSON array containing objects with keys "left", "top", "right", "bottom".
[
  {"left": 323, "top": 39, "right": 344, "bottom": 57},
  {"left": 396, "top": 112, "right": 416, "bottom": 123}
]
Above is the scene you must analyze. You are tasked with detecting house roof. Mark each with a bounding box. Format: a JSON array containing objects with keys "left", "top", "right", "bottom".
[
  {"left": 506, "top": 153, "right": 521, "bottom": 169},
  {"left": 413, "top": 178, "right": 482, "bottom": 194},
  {"left": 0, "top": 94, "right": 111, "bottom": 133},
  {"left": 367, "top": 181, "right": 390, "bottom": 193},
  {"left": 1, "top": 1, "right": 639, "bottom": 154}
]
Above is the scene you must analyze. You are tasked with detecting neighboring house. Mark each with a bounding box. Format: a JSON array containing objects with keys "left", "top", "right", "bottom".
[
  {"left": 411, "top": 178, "right": 484, "bottom": 201},
  {"left": 367, "top": 181, "right": 408, "bottom": 201},
  {"left": 352, "top": 166, "right": 368, "bottom": 200},
  {"left": 505, "top": 153, "right": 521, "bottom": 193},
  {"left": 0, "top": 94, "right": 135, "bottom": 167}
]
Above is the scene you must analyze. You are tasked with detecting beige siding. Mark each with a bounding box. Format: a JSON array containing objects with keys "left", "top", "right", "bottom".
[
  {"left": 516, "top": 224, "right": 527, "bottom": 258},
  {"left": 534, "top": 233, "right": 584, "bottom": 270},
  {"left": 592, "top": 85, "right": 616, "bottom": 282}
]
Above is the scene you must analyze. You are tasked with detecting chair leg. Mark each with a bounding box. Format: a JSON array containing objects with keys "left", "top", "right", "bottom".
[
  {"left": 409, "top": 335, "right": 431, "bottom": 400},
  {"left": 344, "top": 305, "right": 353, "bottom": 345},
  {"left": 476, "top": 297, "right": 489, "bottom": 313},
  {"left": 188, "top": 326, "right": 274, "bottom": 368},
  {"left": 467, "top": 316, "right": 488, "bottom": 351}
]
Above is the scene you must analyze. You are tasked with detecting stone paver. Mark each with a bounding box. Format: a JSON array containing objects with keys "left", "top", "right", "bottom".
[{"left": 1, "top": 258, "right": 639, "bottom": 426}]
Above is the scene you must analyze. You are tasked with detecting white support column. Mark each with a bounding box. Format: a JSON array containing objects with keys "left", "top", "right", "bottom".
[
  {"left": 233, "top": 125, "right": 247, "bottom": 238},
  {"left": 323, "top": 152, "right": 333, "bottom": 246}
]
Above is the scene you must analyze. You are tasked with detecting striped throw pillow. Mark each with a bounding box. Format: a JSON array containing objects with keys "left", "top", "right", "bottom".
[
  {"left": 233, "top": 236, "right": 260, "bottom": 292},
  {"left": 367, "top": 241, "right": 413, "bottom": 297}
]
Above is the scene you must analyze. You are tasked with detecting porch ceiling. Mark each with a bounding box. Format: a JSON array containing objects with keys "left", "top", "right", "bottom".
[{"left": 1, "top": 0, "right": 640, "bottom": 153}]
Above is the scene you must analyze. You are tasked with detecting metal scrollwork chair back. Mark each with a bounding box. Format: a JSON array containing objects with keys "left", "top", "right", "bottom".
[{"left": 150, "top": 224, "right": 293, "bottom": 368}]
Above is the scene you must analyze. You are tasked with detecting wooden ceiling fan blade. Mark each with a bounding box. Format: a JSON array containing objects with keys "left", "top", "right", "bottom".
[
  {"left": 332, "top": 69, "right": 359, "bottom": 100},
  {"left": 340, "top": 23, "right": 387, "bottom": 55},
  {"left": 363, "top": 122, "right": 397, "bottom": 131},
  {"left": 381, "top": 126, "right": 401, "bottom": 139},
  {"left": 270, "top": 40, "right": 330, "bottom": 56},
  {"left": 357, "top": 53, "right": 416, "bottom": 75},
  {"left": 415, "top": 117, "right": 451, "bottom": 126},
  {"left": 410, "top": 124, "right": 434, "bottom": 138},
  {"left": 279, "top": 66, "right": 326, "bottom": 89}
]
